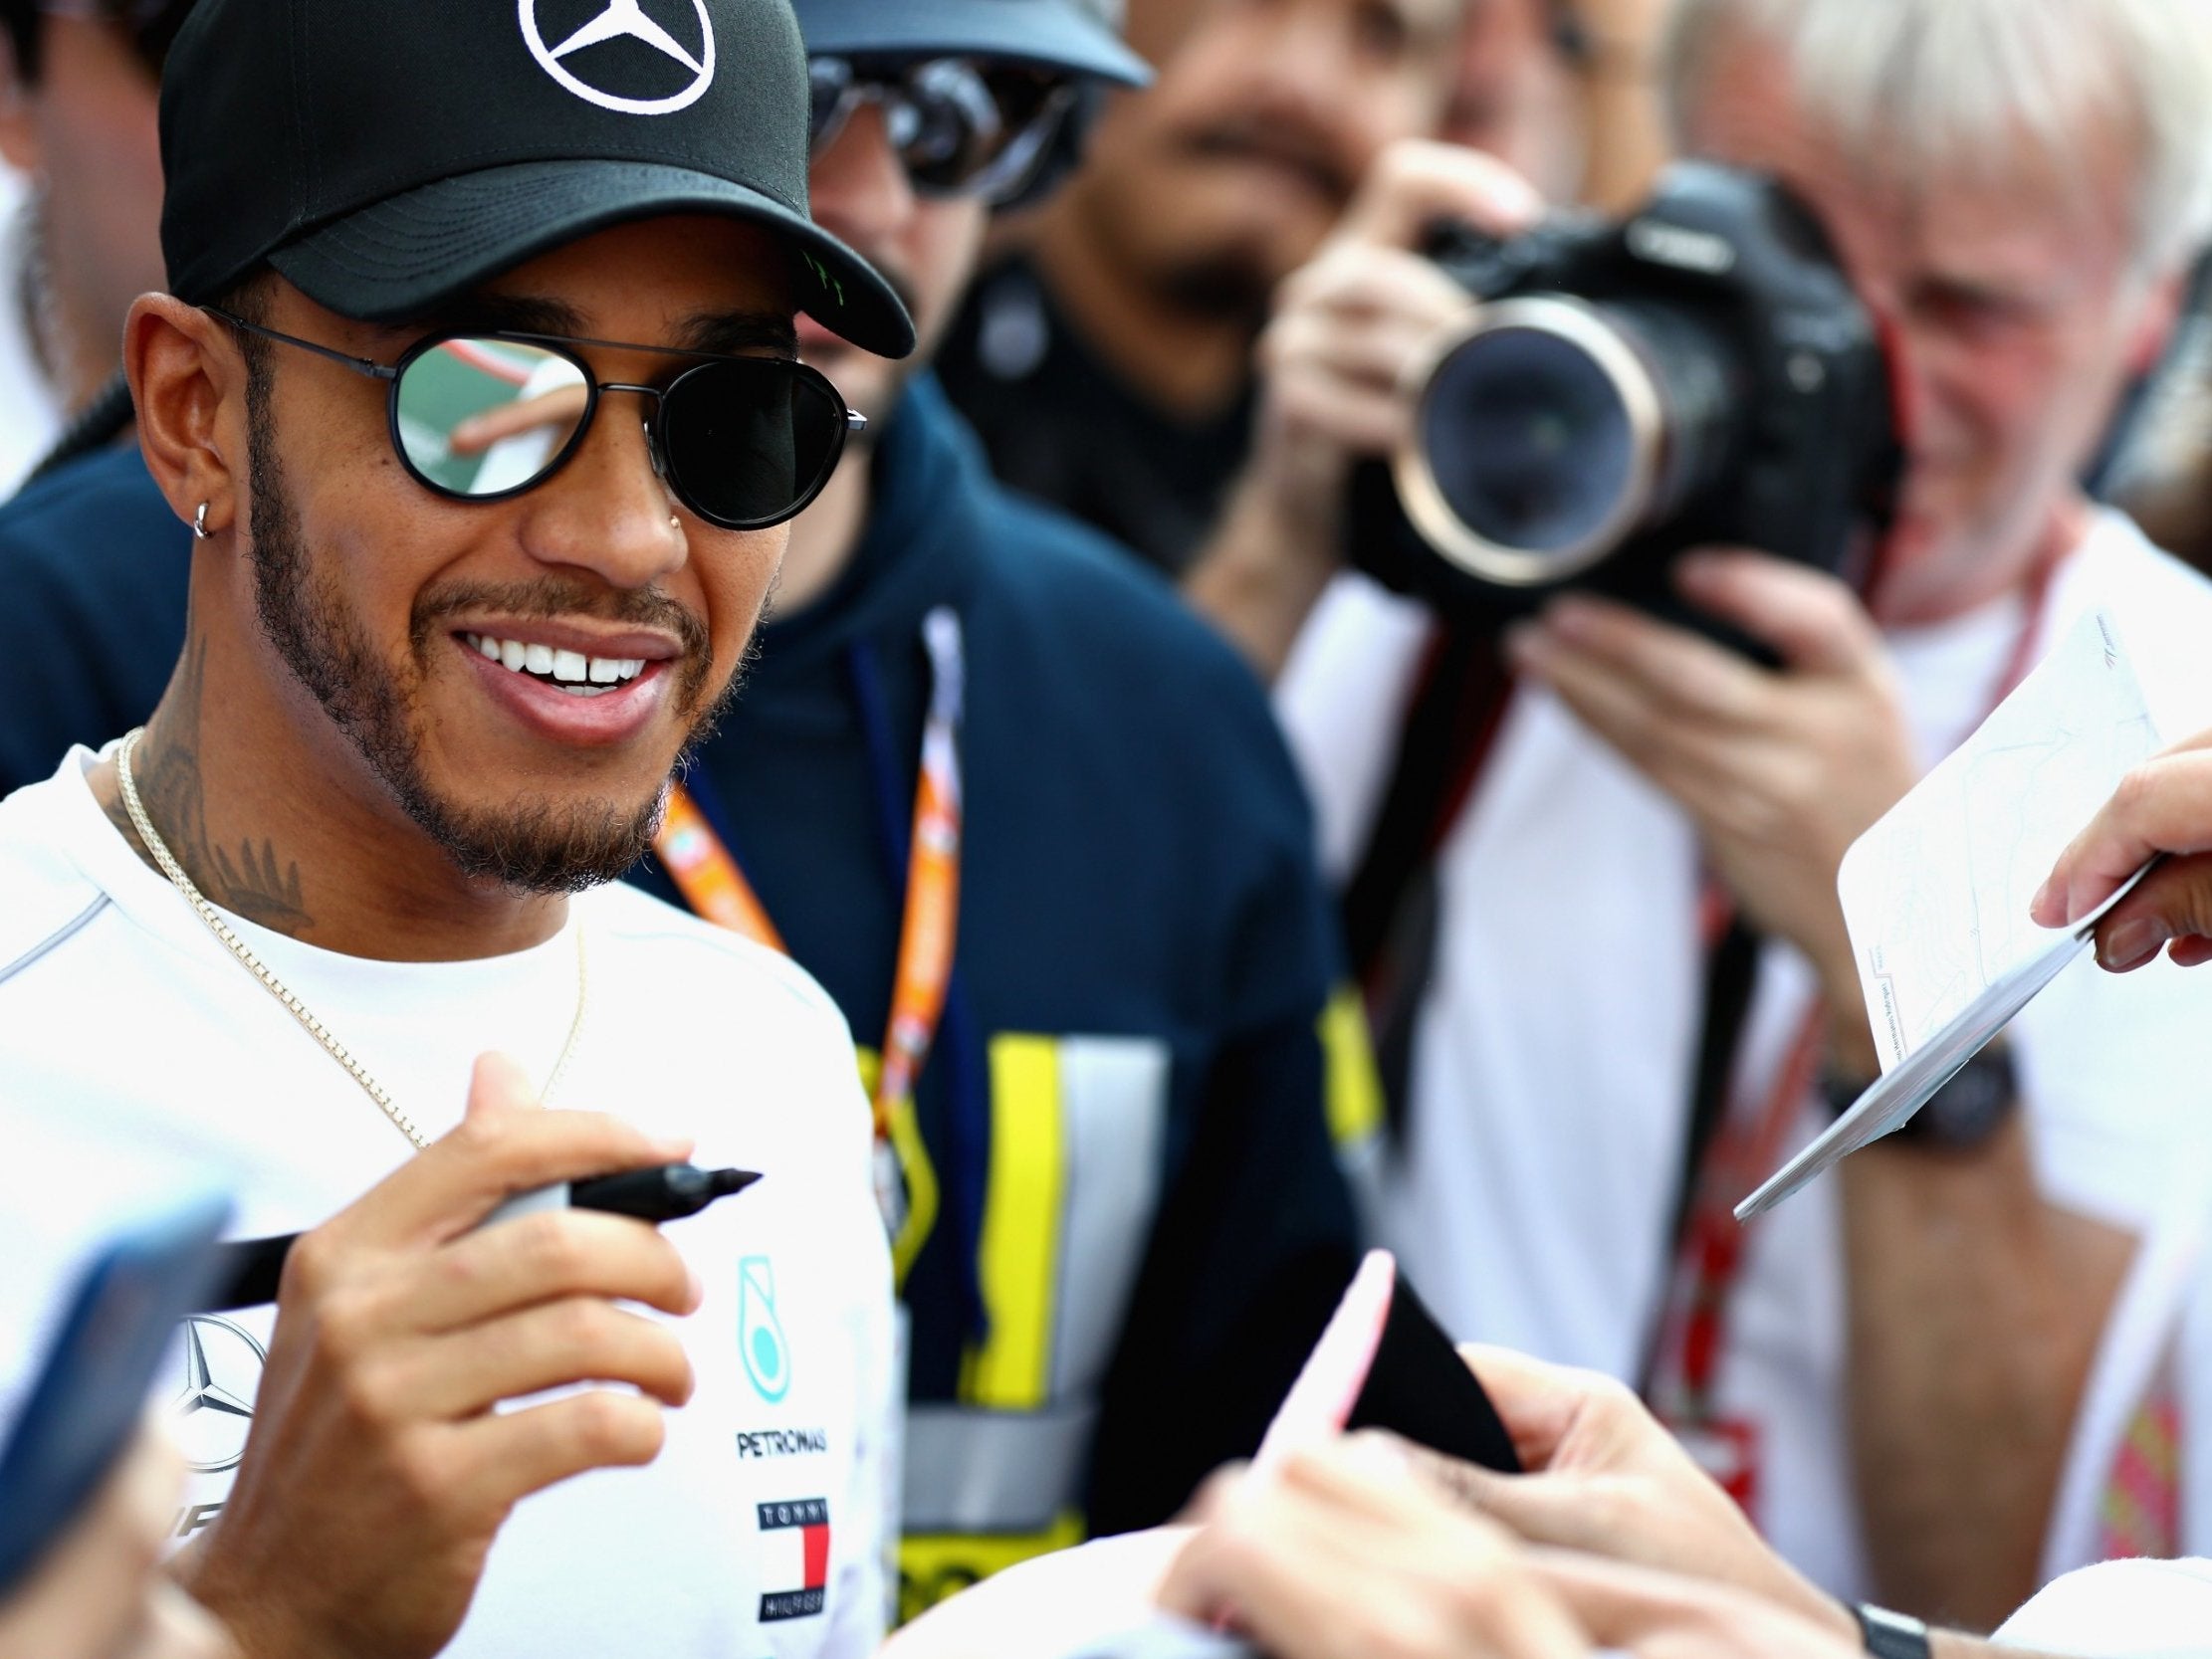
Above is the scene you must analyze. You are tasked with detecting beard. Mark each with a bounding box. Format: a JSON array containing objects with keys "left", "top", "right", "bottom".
[{"left": 240, "top": 371, "right": 747, "bottom": 895}]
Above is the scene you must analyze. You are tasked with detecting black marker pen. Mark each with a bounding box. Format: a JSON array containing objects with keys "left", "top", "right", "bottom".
[{"left": 199, "top": 1163, "right": 762, "bottom": 1314}]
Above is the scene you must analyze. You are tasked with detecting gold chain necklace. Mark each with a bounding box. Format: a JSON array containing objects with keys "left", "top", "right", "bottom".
[{"left": 115, "top": 726, "right": 588, "bottom": 1150}]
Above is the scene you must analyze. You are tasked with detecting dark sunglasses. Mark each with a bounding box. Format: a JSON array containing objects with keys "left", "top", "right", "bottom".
[
  {"left": 208, "top": 313, "right": 865, "bottom": 532},
  {"left": 808, "top": 56, "right": 1078, "bottom": 206},
  {"left": 38, "top": 0, "right": 192, "bottom": 78}
]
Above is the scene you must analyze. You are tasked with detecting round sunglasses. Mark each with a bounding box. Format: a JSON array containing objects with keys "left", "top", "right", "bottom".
[
  {"left": 210, "top": 312, "right": 865, "bottom": 530},
  {"left": 808, "top": 56, "right": 1078, "bottom": 206}
]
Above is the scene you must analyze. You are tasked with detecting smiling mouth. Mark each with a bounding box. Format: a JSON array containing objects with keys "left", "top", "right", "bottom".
[{"left": 462, "top": 632, "right": 651, "bottom": 699}]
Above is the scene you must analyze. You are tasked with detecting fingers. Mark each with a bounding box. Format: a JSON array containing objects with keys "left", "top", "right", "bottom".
[
  {"left": 448, "top": 387, "right": 589, "bottom": 456},
  {"left": 450, "top": 1388, "right": 670, "bottom": 1517},
  {"left": 0, "top": 1429, "right": 181, "bottom": 1659},
  {"left": 1164, "top": 1447, "right": 1591, "bottom": 1659},
  {"left": 1672, "top": 553, "right": 1883, "bottom": 677},
  {"left": 2086, "top": 855, "right": 2212, "bottom": 972},
  {"left": 1333, "top": 138, "right": 1547, "bottom": 253},
  {"left": 396, "top": 1296, "right": 696, "bottom": 1419},
  {"left": 404, "top": 1208, "right": 702, "bottom": 1333},
  {"left": 123, "top": 1584, "right": 236, "bottom": 1659},
  {"left": 1456, "top": 1345, "right": 1609, "bottom": 1470},
  {"left": 2033, "top": 746, "right": 2212, "bottom": 928},
  {"left": 1512, "top": 596, "right": 1769, "bottom": 732},
  {"left": 297, "top": 1090, "right": 692, "bottom": 1265}
]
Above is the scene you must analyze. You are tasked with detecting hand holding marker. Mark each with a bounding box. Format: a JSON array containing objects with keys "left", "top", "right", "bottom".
[{"left": 200, "top": 1163, "right": 763, "bottom": 1313}]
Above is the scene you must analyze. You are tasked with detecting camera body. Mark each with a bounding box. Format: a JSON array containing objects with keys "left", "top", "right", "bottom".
[{"left": 1352, "top": 162, "right": 1899, "bottom": 644}]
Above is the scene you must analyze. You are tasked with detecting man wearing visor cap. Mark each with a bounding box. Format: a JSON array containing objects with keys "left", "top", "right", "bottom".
[
  {"left": 0, "top": 1, "right": 918, "bottom": 1657},
  {"left": 618, "top": 0, "right": 1371, "bottom": 1621}
]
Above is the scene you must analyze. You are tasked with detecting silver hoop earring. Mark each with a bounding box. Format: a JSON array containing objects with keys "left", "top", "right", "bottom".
[{"left": 191, "top": 503, "right": 211, "bottom": 541}]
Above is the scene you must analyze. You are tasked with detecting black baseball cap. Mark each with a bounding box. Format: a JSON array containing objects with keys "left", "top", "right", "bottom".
[
  {"left": 796, "top": 0, "right": 1149, "bottom": 84},
  {"left": 158, "top": 0, "right": 915, "bottom": 358}
]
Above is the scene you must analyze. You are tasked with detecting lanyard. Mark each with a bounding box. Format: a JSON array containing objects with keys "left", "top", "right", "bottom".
[
  {"left": 1644, "top": 548, "right": 2071, "bottom": 1431},
  {"left": 653, "top": 606, "right": 968, "bottom": 1279}
]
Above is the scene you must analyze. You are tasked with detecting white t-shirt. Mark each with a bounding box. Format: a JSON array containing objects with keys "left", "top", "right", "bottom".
[
  {"left": 0, "top": 747, "right": 895, "bottom": 1659},
  {"left": 1276, "top": 512, "right": 2212, "bottom": 1597}
]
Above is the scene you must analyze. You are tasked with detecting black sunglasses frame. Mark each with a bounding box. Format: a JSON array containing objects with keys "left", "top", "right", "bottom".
[
  {"left": 807, "top": 55, "right": 1080, "bottom": 207},
  {"left": 208, "top": 311, "right": 866, "bottom": 531}
]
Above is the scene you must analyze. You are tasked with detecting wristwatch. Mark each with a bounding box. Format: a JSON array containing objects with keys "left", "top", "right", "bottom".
[
  {"left": 1818, "top": 1038, "right": 2019, "bottom": 1151},
  {"left": 1854, "top": 1603, "right": 1932, "bottom": 1659}
]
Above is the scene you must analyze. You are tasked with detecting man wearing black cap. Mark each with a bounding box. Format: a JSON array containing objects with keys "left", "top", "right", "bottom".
[
  {"left": 0, "top": 0, "right": 914, "bottom": 1656},
  {"left": 621, "top": 0, "right": 1368, "bottom": 1620}
]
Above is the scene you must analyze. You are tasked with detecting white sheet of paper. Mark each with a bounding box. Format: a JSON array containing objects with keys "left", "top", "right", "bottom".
[{"left": 1737, "top": 610, "right": 2161, "bottom": 1222}]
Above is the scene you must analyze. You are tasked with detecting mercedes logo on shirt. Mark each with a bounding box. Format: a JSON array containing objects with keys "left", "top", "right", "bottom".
[
  {"left": 519, "top": 0, "right": 717, "bottom": 115},
  {"left": 172, "top": 1316, "right": 265, "bottom": 1474}
]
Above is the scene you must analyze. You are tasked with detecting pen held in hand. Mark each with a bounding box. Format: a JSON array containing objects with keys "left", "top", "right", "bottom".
[{"left": 197, "top": 1163, "right": 763, "bottom": 1315}]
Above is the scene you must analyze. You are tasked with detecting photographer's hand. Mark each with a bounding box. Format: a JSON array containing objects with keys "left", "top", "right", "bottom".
[
  {"left": 170, "top": 1055, "right": 703, "bottom": 1659},
  {"left": 1188, "top": 140, "right": 1543, "bottom": 681},
  {"left": 1505, "top": 550, "right": 1915, "bottom": 1072}
]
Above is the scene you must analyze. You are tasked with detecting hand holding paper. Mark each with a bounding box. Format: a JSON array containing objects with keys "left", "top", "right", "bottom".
[
  {"left": 1739, "top": 611, "right": 2163, "bottom": 1220},
  {"left": 2034, "top": 726, "right": 2212, "bottom": 971}
]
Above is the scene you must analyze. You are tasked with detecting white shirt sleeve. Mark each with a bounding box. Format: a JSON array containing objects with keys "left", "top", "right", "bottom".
[{"left": 1994, "top": 1557, "right": 2212, "bottom": 1654}]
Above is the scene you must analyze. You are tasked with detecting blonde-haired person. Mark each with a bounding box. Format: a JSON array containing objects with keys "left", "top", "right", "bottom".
[{"left": 1194, "top": 0, "right": 2212, "bottom": 1628}]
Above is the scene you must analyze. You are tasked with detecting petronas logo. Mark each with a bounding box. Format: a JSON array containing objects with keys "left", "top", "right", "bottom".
[{"left": 739, "top": 1256, "right": 792, "bottom": 1402}]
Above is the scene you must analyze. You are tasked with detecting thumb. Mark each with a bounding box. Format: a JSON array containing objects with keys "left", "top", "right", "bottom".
[
  {"left": 2093, "top": 854, "right": 2212, "bottom": 971},
  {"left": 465, "top": 1051, "right": 541, "bottom": 1121}
]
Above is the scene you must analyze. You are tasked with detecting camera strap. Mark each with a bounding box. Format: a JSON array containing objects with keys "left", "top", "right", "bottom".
[
  {"left": 1639, "top": 546, "right": 2073, "bottom": 1498},
  {"left": 1341, "top": 625, "right": 1515, "bottom": 1139}
]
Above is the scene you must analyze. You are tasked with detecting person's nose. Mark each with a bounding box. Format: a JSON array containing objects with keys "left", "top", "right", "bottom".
[
  {"left": 808, "top": 103, "right": 918, "bottom": 253},
  {"left": 1253, "top": 2, "right": 1354, "bottom": 114},
  {"left": 512, "top": 390, "right": 688, "bottom": 590}
]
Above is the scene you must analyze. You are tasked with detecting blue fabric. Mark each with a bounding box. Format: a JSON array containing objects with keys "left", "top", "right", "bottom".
[{"left": 0, "top": 445, "right": 190, "bottom": 794}]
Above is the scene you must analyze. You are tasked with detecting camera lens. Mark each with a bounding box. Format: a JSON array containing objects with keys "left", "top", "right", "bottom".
[
  {"left": 1395, "top": 299, "right": 1659, "bottom": 586},
  {"left": 1394, "top": 296, "right": 1740, "bottom": 589},
  {"left": 1425, "top": 326, "right": 1641, "bottom": 562}
]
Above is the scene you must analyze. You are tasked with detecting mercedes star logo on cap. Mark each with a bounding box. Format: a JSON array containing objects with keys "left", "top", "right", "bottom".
[
  {"left": 520, "top": 0, "right": 717, "bottom": 114},
  {"left": 172, "top": 1316, "right": 266, "bottom": 1475}
]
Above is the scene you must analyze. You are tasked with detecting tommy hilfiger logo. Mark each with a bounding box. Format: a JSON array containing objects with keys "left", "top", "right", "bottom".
[{"left": 757, "top": 1499, "right": 830, "bottom": 1621}]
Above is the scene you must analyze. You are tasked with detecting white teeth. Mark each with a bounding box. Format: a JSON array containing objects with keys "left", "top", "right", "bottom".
[{"left": 466, "top": 634, "right": 648, "bottom": 687}]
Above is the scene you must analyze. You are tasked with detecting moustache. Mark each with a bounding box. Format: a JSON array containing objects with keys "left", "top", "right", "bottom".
[
  {"left": 1178, "top": 115, "right": 1356, "bottom": 206},
  {"left": 411, "top": 576, "right": 715, "bottom": 702}
]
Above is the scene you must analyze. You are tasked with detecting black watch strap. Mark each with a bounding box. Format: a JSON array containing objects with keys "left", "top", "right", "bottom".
[{"left": 1854, "top": 1604, "right": 1932, "bottom": 1659}]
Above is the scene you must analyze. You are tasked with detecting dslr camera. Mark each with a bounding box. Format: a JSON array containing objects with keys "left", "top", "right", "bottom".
[{"left": 1351, "top": 162, "right": 1900, "bottom": 644}]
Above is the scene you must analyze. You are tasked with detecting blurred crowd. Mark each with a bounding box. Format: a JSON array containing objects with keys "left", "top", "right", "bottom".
[{"left": 9, "top": 0, "right": 2212, "bottom": 1657}]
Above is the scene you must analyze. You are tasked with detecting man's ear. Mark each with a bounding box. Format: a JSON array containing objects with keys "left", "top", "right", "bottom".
[
  {"left": 2126, "top": 266, "right": 2188, "bottom": 377},
  {"left": 125, "top": 295, "right": 249, "bottom": 540}
]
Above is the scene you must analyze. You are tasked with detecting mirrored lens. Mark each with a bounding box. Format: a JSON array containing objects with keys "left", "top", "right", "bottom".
[
  {"left": 660, "top": 360, "right": 848, "bottom": 528},
  {"left": 1421, "top": 323, "right": 1643, "bottom": 565},
  {"left": 395, "top": 337, "right": 590, "bottom": 499}
]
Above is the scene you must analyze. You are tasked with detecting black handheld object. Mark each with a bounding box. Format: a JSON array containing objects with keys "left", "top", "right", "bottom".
[
  {"left": 1348, "top": 1270, "right": 1521, "bottom": 1474},
  {"left": 0, "top": 1195, "right": 234, "bottom": 1599},
  {"left": 1355, "top": 160, "right": 1899, "bottom": 656},
  {"left": 199, "top": 1163, "right": 762, "bottom": 1314}
]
